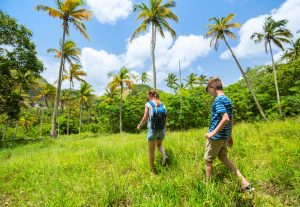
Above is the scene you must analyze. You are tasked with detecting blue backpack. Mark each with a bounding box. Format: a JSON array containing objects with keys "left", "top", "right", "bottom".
[{"left": 149, "top": 101, "right": 167, "bottom": 130}]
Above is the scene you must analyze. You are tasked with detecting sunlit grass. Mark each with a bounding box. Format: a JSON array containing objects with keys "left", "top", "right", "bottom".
[{"left": 0, "top": 117, "right": 299, "bottom": 206}]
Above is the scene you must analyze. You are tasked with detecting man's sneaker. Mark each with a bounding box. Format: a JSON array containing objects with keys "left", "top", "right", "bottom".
[
  {"left": 162, "top": 155, "right": 169, "bottom": 166},
  {"left": 243, "top": 184, "right": 255, "bottom": 193}
]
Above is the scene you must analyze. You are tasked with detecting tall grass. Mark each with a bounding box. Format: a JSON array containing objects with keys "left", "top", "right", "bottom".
[{"left": 0, "top": 117, "right": 299, "bottom": 206}]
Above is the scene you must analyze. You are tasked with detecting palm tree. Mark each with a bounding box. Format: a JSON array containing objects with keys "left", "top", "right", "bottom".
[
  {"left": 197, "top": 74, "right": 209, "bottom": 86},
  {"left": 251, "top": 16, "right": 292, "bottom": 116},
  {"left": 62, "top": 64, "right": 86, "bottom": 135},
  {"left": 35, "top": 82, "right": 56, "bottom": 109},
  {"left": 206, "top": 13, "right": 267, "bottom": 121},
  {"left": 47, "top": 39, "right": 81, "bottom": 65},
  {"left": 47, "top": 39, "right": 81, "bottom": 80},
  {"left": 35, "top": 81, "right": 56, "bottom": 137},
  {"left": 77, "top": 82, "right": 94, "bottom": 134},
  {"left": 10, "top": 69, "right": 38, "bottom": 140},
  {"left": 131, "top": 0, "right": 178, "bottom": 90},
  {"left": 140, "top": 72, "right": 150, "bottom": 85},
  {"left": 185, "top": 73, "right": 198, "bottom": 88},
  {"left": 36, "top": 0, "right": 92, "bottom": 137},
  {"left": 281, "top": 38, "right": 300, "bottom": 62},
  {"left": 19, "top": 115, "right": 36, "bottom": 134},
  {"left": 164, "top": 73, "right": 178, "bottom": 92},
  {"left": 60, "top": 90, "right": 69, "bottom": 113},
  {"left": 104, "top": 87, "right": 117, "bottom": 104},
  {"left": 108, "top": 67, "right": 134, "bottom": 133}
]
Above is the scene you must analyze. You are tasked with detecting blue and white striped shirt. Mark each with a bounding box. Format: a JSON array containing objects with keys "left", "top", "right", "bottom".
[{"left": 209, "top": 95, "right": 232, "bottom": 140}]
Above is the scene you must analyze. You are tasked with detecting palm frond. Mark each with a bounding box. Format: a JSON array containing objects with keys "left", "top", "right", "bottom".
[
  {"left": 71, "top": 9, "right": 93, "bottom": 21},
  {"left": 223, "top": 13, "right": 235, "bottom": 24},
  {"left": 35, "top": 5, "right": 63, "bottom": 18},
  {"left": 69, "top": 18, "right": 89, "bottom": 40},
  {"left": 130, "top": 22, "right": 148, "bottom": 42},
  {"left": 163, "top": 0, "right": 176, "bottom": 9}
]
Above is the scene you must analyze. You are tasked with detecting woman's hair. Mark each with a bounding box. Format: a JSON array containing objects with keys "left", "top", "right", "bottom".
[{"left": 148, "top": 89, "right": 159, "bottom": 99}]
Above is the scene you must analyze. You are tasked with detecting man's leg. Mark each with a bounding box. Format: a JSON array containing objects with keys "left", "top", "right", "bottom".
[
  {"left": 204, "top": 140, "right": 220, "bottom": 182},
  {"left": 148, "top": 140, "right": 156, "bottom": 173},
  {"left": 218, "top": 153, "right": 250, "bottom": 188},
  {"left": 206, "top": 160, "right": 213, "bottom": 182}
]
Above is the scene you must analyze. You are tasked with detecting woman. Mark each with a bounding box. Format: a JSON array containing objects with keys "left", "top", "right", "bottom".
[{"left": 137, "top": 90, "right": 168, "bottom": 173}]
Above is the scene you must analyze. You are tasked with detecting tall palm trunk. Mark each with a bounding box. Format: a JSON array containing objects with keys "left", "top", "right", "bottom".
[
  {"left": 178, "top": 60, "right": 183, "bottom": 110},
  {"left": 45, "top": 96, "right": 49, "bottom": 109},
  {"left": 50, "top": 20, "right": 67, "bottom": 138},
  {"left": 178, "top": 60, "right": 183, "bottom": 129},
  {"left": 57, "top": 111, "right": 60, "bottom": 137},
  {"left": 151, "top": 23, "right": 157, "bottom": 90},
  {"left": 13, "top": 121, "right": 18, "bottom": 141},
  {"left": 2, "top": 119, "right": 9, "bottom": 142},
  {"left": 13, "top": 87, "right": 22, "bottom": 140},
  {"left": 79, "top": 101, "right": 82, "bottom": 134},
  {"left": 87, "top": 108, "right": 91, "bottom": 124},
  {"left": 40, "top": 107, "right": 44, "bottom": 137},
  {"left": 223, "top": 37, "right": 267, "bottom": 121},
  {"left": 268, "top": 41, "right": 282, "bottom": 116},
  {"left": 119, "top": 84, "right": 123, "bottom": 133},
  {"left": 67, "top": 78, "right": 72, "bottom": 135}
]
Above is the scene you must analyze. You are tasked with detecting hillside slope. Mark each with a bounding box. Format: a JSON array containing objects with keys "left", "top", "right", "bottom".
[{"left": 0, "top": 118, "right": 299, "bottom": 206}]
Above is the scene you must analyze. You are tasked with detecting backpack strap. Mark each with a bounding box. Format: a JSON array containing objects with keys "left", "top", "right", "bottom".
[{"left": 148, "top": 101, "right": 157, "bottom": 112}]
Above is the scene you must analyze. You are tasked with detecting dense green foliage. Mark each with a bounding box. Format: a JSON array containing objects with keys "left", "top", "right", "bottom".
[
  {"left": 1, "top": 118, "right": 299, "bottom": 206},
  {"left": 0, "top": 11, "right": 299, "bottom": 140},
  {"left": 90, "top": 59, "right": 300, "bottom": 133},
  {"left": 1, "top": 59, "right": 299, "bottom": 138},
  {"left": 0, "top": 10, "right": 43, "bottom": 118},
  {"left": 226, "top": 59, "right": 300, "bottom": 121}
]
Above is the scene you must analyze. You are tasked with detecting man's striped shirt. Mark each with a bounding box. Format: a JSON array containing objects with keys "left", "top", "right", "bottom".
[{"left": 209, "top": 95, "right": 232, "bottom": 140}]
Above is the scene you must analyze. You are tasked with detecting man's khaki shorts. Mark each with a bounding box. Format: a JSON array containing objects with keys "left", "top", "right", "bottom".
[{"left": 204, "top": 139, "right": 228, "bottom": 162}]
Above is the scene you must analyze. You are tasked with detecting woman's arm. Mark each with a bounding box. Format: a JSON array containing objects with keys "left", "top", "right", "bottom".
[{"left": 137, "top": 106, "right": 149, "bottom": 129}]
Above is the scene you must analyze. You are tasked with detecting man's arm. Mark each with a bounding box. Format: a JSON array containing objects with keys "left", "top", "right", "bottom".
[
  {"left": 228, "top": 114, "right": 233, "bottom": 147},
  {"left": 205, "top": 113, "right": 230, "bottom": 139}
]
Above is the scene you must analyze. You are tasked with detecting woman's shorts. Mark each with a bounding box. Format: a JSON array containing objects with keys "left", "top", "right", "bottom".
[{"left": 147, "top": 129, "right": 166, "bottom": 141}]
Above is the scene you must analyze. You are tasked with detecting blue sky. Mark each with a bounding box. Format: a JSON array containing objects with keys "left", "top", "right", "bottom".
[{"left": 1, "top": 0, "right": 299, "bottom": 94}]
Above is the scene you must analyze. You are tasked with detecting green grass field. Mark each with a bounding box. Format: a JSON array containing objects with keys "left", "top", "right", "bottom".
[{"left": 1, "top": 117, "right": 299, "bottom": 206}]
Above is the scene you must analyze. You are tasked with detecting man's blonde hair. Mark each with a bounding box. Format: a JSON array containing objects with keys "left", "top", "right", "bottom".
[{"left": 206, "top": 78, "right": 223, "bottom": 92}]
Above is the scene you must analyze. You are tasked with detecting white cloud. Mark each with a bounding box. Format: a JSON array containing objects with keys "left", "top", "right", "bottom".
[
  {"left": 123, "top": 33, "right": 152, "bottom": 68},
  {"left": 125, "top": 31, "right": 211, "bottom": 72},
  {"left": 80, "top": 47, "right": 123, "bottom": 94},
  {"left": 40, "top": 56, "right": 60, "bottom": 85},
  {"left": 41, "top": 31, "right": 211, "bottom": 95},
  {"left": 86, "top": 0, "right": 132, "bottom": 24},
  {"left": 162, "top": 35, "right": 211, "bottom": 70},
  {"left": 81, "top": 32, "right": 210, "bottom": 91},
  {"left": 221, "top": 0, "right": 300, "bottom": 60}
]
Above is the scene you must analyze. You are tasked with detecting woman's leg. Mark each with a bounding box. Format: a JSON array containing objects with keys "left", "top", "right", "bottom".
[
  {"left": 157, "top": 139, "right": 168, "bottom": 165},
  {"left": 156, "top": 139, "right": 166, "bottom": 156},
  {"left": 148, "top": 140, "right": 157, "bottom": 173}
]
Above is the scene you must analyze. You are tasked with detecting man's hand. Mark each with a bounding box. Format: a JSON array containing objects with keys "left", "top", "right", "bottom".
[
  {"left": 137, "top": 124, "right": 141, "bottom": 130},
  {"left": 205, "top": 132, "right": 214, "bottom": 139},
  {"left": 228, "top": 137, "right": 233, "bottom": 147}
]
